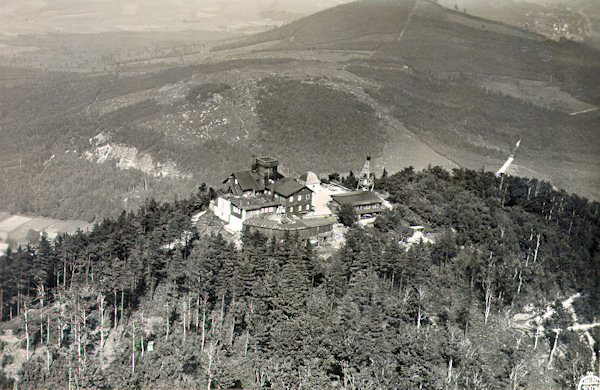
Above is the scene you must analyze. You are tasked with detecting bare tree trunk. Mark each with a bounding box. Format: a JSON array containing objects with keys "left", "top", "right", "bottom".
[
  {"left": 40, "top": 312, "right": 44, "bottom": 345},
  {"left": 24, "top": 305, "right": 30, "bottom": 361},
  {"left": 206, "top": 340, "right": 218, "bottom": 390},
  {"left": 114, "top": 289, "right": 118, "bottom": 328},
  {"left": 131, "top": 320, "right": 135, "bottom": 376},
  {"left": 98, "top": 293, "right": 105, "bottom": 348},
  {"left": 201, "top": 296, "right": 207, "bottom": 352},
  {"left": 86, "top": 254, "right": 91, "bottom": 284},
  {"left": 187, "top": 297, "right": 192, "bottom": 332},
  {"left": 183, "top": 301, "right": 187, "bottom": 342},
  {"left": 47, "top": 315, "right": 50, "bottom": 345},
  {"left": 70, "top": 260, "right": 75, "bottom": 290},
  {"left": 120, "top": 290, "right": 124, "bottom": 326},
  {"left": 46, "top": 348, "right": 50, "bottom": 372},
  {"left": 165, "top": 301, "right": 169, "bottom": 341},
  {"left": 57, "top": 320, "right": 62, "bottom": 347},
  {"left": 220, "top": 294, "right": 225, "bottom": 326},
  {"left": 547, "top": 330, "right": 560, "bottom": 368},
  {"left": 416, "top": 285, "right": 425, "bottom": 331},
  {"left": 447, "top": 358, "right": 453, "bottom": 383},
  {"left": 533, "top": 234, "right": 541, "bottom": 262},
  {"left": 484, "top": 279, "right": 492, "bottom": 325},
  {"left": 195, "top": 293, "right": 200, "bottom": 329}
]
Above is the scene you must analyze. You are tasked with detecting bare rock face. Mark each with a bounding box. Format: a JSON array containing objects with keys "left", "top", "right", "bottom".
[{"left": 84, "top": 132, "right": 191, "bottom": 179}]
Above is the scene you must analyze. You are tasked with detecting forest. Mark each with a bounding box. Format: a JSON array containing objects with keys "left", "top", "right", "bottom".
[{"left": 0, "top": 167, "right": 598, "bottom": 389}]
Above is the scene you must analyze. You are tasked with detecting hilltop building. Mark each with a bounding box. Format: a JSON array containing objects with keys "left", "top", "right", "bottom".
[
  {"left": 212, "top": 156, "right": 387, "bottom": 237},
  {"left": 214, "top": 157, "right": 316, "bottom": 231}
]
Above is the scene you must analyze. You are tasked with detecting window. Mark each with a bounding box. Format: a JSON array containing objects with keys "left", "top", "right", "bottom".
[
  {"left": 288, "top": 207, "right": 293, "bottom": 213},
  {"left": 305, "top": 204, "right": 310, "bottom": 211},
  {"left": 289, "top": 196, "right": 293, "bottom": 202},
  {"left": 275, "top": 193, "right": 279, "bottom": 199},
  {"left": 297, "top": 194, "right": 301, "bottom": 202},
  {"left": 306, "top": 194, "right": 311, "bottom": 200}
]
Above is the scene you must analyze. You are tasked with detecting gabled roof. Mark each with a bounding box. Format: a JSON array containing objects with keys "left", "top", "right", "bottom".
[
  {"left": 230, "top": 171, "right": 264, "bottom": 192},
  {"left": 330, "top": 191, "right": 383, "bottom": 206},
  {"left": 267, "top": 178, "right": 311, "bottom": 198}
]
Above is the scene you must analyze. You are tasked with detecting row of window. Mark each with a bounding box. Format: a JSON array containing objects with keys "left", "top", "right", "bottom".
[
  {"left": 354, "top": 203, "right": 380, "bottom": 210},
  {"left": 272, "top": 192, "right": 311, "bottom": 202},
  {"left": 288, "top": 204, "right": 311, "bottom": 213},
  {"left": 246, "top": 206, "right": 277, "bottom": 217},
  {"left": 294, "top": 193, "right": 310, "bottom": 202},
  {"left": 233, "top": 202, "right": 311, "bottom": 217}
]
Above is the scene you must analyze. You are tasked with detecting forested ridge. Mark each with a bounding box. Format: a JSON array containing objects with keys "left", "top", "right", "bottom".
[{"left": 0, "top": 168, "right": 598, "bottom": 389}]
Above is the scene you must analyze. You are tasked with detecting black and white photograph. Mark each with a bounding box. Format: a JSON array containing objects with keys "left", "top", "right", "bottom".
[{"left": 0, "top": 0, "right": 599, "bottom": 388}]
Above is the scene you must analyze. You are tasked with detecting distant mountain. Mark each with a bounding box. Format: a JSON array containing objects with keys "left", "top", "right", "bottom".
[
  {"left": 438, "top": 0, "right": 600, "bottom": 49},
  {"left": 1, "top": 0, "right": 598, "bottom": 221}
]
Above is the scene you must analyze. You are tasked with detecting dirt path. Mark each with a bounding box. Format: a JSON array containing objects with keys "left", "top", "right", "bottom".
[{"left": 397, "top": 0, "right": 419, "bottom": 42}]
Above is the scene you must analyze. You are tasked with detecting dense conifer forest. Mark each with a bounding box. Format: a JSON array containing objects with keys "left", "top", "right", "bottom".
[{"left": 1, "top": 167, "right": 598, "bottom": 389}]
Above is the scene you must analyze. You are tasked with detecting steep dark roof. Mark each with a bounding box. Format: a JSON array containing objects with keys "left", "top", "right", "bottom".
[
  {"left": 330, "top": 191, "right": 383, "bottom": 206},
  {"left": 267, "top": 178, "right": 311, "bottom": 197},
  {"left": 232, "top": 171, "right": 264, "bottom": 192}
]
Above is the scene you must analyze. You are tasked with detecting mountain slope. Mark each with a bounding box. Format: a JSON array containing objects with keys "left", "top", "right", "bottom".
[{"left": 1, "top": 0, "right": 599, "bottom": 223}]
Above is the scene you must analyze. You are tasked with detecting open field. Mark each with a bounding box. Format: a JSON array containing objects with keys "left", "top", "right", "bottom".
[
  {"left": 479, "top": 75, "right": 597, "bottom": 114},
  {"left": 0, "top": 212, "right": 91, "bottom": 250}
]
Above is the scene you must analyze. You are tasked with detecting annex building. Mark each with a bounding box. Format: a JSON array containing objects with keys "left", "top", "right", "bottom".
[{"left": 330, "top": 191, "right": 384, "bottom": 218}]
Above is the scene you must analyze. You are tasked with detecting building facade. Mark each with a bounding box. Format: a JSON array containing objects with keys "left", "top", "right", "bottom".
[{"left": 214, "top": 157, "right": 314, "bottom": 231}]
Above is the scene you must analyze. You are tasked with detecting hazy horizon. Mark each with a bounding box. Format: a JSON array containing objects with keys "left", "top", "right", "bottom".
[{"left": 2, "top": 0, "right": 598, "bottom": 36}]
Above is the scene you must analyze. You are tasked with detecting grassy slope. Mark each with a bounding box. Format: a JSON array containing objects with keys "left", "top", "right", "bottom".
[
  {"left": 213, "top": 0, "right": 600, "bottom": 198},
  {"left": 213, "top": 0, "right": 415, "bottom": 51}
]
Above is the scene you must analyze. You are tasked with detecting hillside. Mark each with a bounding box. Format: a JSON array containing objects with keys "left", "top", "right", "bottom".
[
  {"left": 1, "top": 0, "right": 599, "bottom": 224},
  {"left": 0, "top": 167, "right": 598, "bottom": 389}
]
